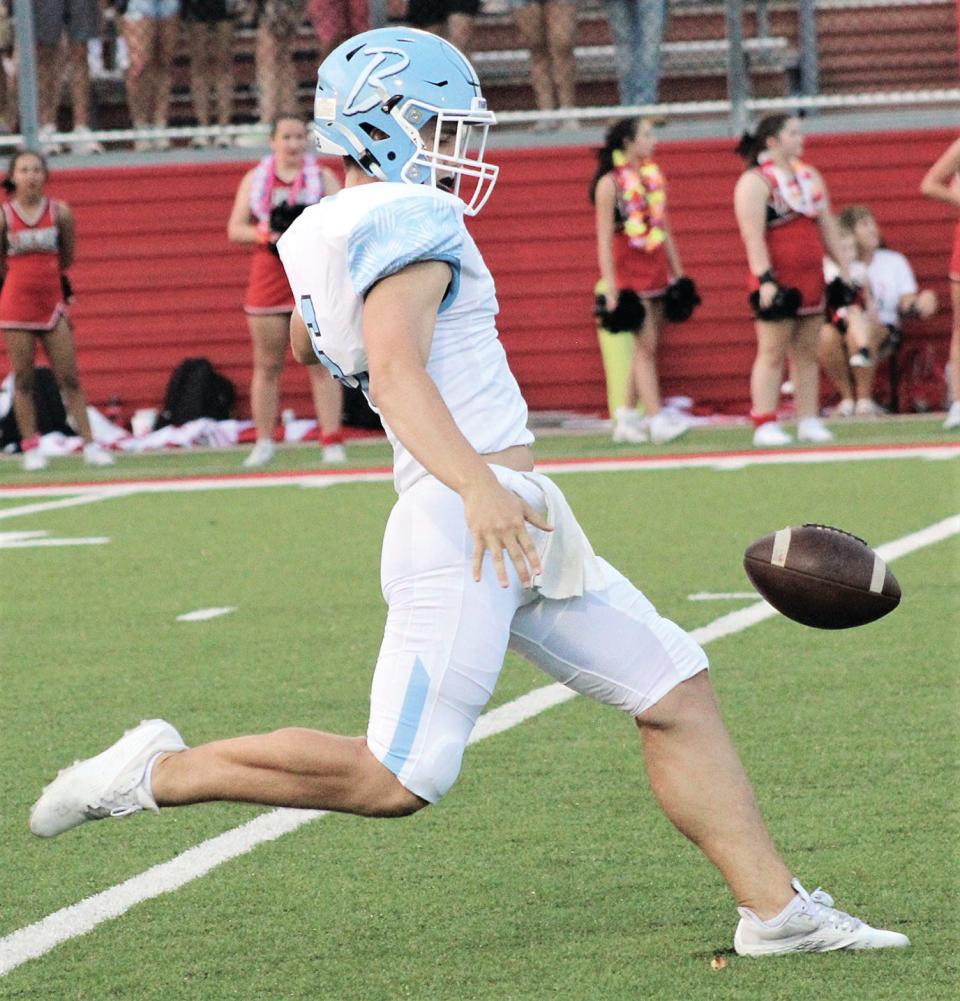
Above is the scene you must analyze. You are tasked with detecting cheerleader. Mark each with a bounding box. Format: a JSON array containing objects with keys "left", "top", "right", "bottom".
[
  {"left": 0, "top": 150, "right": 113, "bottom": 471},
  {"left": 733, "top": 113, "right": 848, "bottom": 446},
  {"left": 920, "top": 136, "right": 960, "bottom": 430},
  {"left": 227, "top": 114, "right": 345, "bottom": 466},
  {"left": 591, "top": 117, "right": 688, "bottom": 445}
]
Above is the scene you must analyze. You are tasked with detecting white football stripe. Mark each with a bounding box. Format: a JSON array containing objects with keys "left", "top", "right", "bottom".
[
  {"left": 2, "top": 511, "right": 958, "bottom": 979},
  {"left": 771, "top": 527, "right": 791, "bottom": 567},
  {"left": 869, "top": 556, "right": 887, "bottom": 594},
  {"left": 176, "top": 607, "right": 237, "bottom": 622}
]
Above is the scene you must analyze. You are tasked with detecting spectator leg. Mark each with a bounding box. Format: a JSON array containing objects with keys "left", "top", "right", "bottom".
[
  {"left": 514, "top": 3, "right": 555, "bottom": 111},
  {"left": 153, "top": 17, "right": 180, "bottom": 128},
  {"left": 602, "top": 0, "right": 640, "bottom": 105},
  {"left": 545, "top": 0, "right": 577, "bottom": 111},
  {"left": 635, "top": 0, "right": 667, "bottom": 105},
  {"left": 122, "top": 16, "right": 155, "bottom": 128},
  {"left": 36, "top": 41, "right": 63, "bottom": 128},
  {"left": 247, "top": 314, "right": 288, "bottom": 443},
  {"left": 66, "top": 39, "right": 93, "bottom": 129},
  {"left": 3, "top": 329, "right": 39, "bottom": 441},
  {"left": 445, "top": 13, "right": 474, "bottom": 56},
  {"left": 750, "top": 319, "right": 791, "bottom": 414},
  {"left": 41, "top": 318, "right": 95, "bottom": 443},
  {"left": 213, "top": 20, "right": 235, "bottom": 127},
  {"left": 816, "top": 323, "right": 854, "bottom": 402},
  {"left": 188, "top": 25, "right": 212, "bottom": 127},
  {"left": 307, "top": 365, "right": 343, "bottom": 439},
  {"left": 788, "top": 314, "right": 823, "bottom": 421},
  {"left": 628, "top": 299, "right": 663, "bottom": 416}
]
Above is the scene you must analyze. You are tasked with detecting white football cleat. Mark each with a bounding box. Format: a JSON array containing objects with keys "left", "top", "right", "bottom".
[
  {"left": 30, "top": 719, "right": 186, "bottom": 838},
  {"left": 797, "top": 417, "right": 834, "bottom": 444},
  {"left": 734, "top": 879, "right": 910, "bottom": 956},
  {"left": 648, "top": 412, "right": 689, "bottom": 446},
  {"left": 943, "top": 400, "right": 960, "bottom": 431},
  {"left": 612, "top": 406, "right": 648, "bottom": 444},
  {"left": 752, "top": 422, "right": 792, "bottom": 447},
  {"left": 22, "top": 448, "right": 49, "bottom": 472},
  {"left": 83, "top": 441, "right": 115, "bottom": 467},
  {"left": 243, "top": 440, "right": 275, "bottom": 468}
]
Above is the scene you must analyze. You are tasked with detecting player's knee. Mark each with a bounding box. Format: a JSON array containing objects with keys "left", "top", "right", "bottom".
[
  {"left": 634, "top": 669, "right": 713, "bottom": 731},
  {"left": 58, "top": 371, "right": 80, "bottom": 393}
]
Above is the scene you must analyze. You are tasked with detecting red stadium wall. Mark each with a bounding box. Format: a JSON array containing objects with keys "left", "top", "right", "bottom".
[{"left": 4, "top": 127, "right": 954, "bottom": 423}]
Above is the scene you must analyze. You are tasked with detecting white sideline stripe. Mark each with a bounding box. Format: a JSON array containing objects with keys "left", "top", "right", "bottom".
[
  {"left": 0, "top": 536, "right": 110, "bottom": 549},
  {"left": 0, "top": 443, "right": 956, "bottom": 501},
  {"left": 1, "top": 516, "right": 957, "bottom": 979},
  {"left": 688, "top": 592, "right": 758, "bottom": 601},
  {"left": 176, "top": 607, "right": 236, "bottom": 622},
  {"left": 0, "top": 492, "right": 122, "bottom": 520}
]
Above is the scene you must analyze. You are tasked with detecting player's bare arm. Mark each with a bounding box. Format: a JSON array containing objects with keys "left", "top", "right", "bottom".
[
  {"left": 919, "top": 136, "right": 960, "bottom": 208},
  {"left": 733, "top": 171, "right": 775, "bottom": 307},
  {"left": 363, "top": 259, "right": 549, "bottom": 589}
]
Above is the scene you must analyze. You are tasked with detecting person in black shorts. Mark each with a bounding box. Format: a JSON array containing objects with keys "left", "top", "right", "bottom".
[
  {"left": 405, "top": 0, "right": 480, "bottom": 55},
  {"left": 180, "top": 1, "right": 238, "bottom": 146}
]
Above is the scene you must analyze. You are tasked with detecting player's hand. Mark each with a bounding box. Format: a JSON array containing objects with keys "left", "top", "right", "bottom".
[
  {"left": 915, "top": 289, "right": 938, "bottom": 318},
  {"left": 758, "top": 279, "right": 778, "bottom": 309},
  {"left": 605, "top": 290, "right": 619, "bottom": 313},
  {"left": 462, "top": 477, "right": 552, "bottom": 589}
]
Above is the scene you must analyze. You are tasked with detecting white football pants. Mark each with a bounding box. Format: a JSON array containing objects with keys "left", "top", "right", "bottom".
[{"left": 366, "top": 468, "right": 708, "bottom": 803}]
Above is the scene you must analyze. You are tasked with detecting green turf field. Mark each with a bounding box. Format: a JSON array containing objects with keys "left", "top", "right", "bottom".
[{"left": 1, "top": 425, "right": 958, "bottom": 1000}]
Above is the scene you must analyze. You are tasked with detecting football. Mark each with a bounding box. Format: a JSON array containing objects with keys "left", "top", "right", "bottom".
[{"left": 743, "top": 523, "right": 901, "bottom": 629}]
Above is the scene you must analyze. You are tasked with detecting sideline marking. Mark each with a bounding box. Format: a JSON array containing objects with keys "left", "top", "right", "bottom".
[
  {"left": 0, "top": 531, "right": 110, "bottom": 549},
  {"left": 176, "top": 607, "right": 236, "bottom": 622},
  {"left": 688, "top": 592, "right": 758, "bottom": 601},
  {"left": 0, "top": 442, "right": 956, "bottom": 501},
  {"left": 0, "top": 492, "right": 121, "bottom": 520},
  {"left": 2, "top": 512, "right": 956, "bottom": 979}
]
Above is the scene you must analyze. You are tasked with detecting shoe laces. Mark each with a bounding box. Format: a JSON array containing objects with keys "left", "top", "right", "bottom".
[
  {"left": 802, "top": 887, "right": 861, "bottom": 934},
  {"left": 83, "top": 777, "right": 144, "bottom": 820}
]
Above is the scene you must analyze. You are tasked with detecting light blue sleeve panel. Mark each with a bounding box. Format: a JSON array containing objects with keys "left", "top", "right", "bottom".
[{"left": 347, "top": 195, "right": 463, "bottom": 313}]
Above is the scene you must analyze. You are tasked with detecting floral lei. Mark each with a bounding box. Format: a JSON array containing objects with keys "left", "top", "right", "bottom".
[
  {"left": 612, "top": 148, "right": 666, "bottom": 253},
  {"left": 756, "top": 152, "right": 824, "bottom": 219}
]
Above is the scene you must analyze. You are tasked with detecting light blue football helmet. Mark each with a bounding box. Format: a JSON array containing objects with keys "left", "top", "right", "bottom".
[{"left": 313, "top": 27, "right": 499, "bottom": 215}]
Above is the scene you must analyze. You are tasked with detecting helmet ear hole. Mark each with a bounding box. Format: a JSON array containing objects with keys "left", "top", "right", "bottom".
[{"left": 387, "top": 152, "right": 396, "bottom": 161}]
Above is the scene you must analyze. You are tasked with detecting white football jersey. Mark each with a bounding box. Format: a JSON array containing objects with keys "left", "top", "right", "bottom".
[{"left": 278, "top": 182, "right": 533, "bottom": 493}]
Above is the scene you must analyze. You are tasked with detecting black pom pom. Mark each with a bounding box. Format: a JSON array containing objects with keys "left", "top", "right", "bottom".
[
  {"left": 597, "top": 287, "right": 647, "bottom": 333},
  {"left": 663, "top": 276, "right": 702, "bottom": 323}
]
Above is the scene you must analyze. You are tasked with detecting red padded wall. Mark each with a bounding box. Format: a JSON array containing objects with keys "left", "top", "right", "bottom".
[{"left": 3, "top": 127, "right": 954, "bottom": 422}]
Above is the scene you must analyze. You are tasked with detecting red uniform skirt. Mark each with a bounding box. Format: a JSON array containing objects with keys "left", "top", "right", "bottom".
[
  {"left": 0, "top": 258, "right": 65, "bottom": 330},
  {"left": 244, "top": 246, "right": 295, "bottom": 315},
  {"left": 748, "top": 215, "right": 825, "bottom": 316},
  {"left": 949, "top": 219, "right": 960, "bottom": 282},
  {"left": 613, "top": 232, "right": 670, "bottom": 299}
]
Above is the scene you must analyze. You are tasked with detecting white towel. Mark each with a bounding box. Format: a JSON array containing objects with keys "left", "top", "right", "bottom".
[{"left": 519, "top": 471, "right": 606, "bottom": 600}]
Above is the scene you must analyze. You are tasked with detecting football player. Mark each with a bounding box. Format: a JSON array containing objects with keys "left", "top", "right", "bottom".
[{"left": 30, "top": 27, "right": 909, "bottom": 957}]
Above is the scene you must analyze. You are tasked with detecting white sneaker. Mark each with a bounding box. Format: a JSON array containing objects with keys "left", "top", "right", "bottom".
[
  {"left": 29, "top": 719, "right": 186, "bottom": 838},
  {"left": 797, "top": 416, "right": 834, "bottom": 444},
  {"left": 189, "top": 133, "right": 209, "bottom": 148},
  {"left": 855, "top": 398, "right": 886, "bottom": 417},
  {"left": 71, "top": 125, "right": 105, "bottom": 155},
  {"left": 648, "top": 412, "right": 689, "bottom": 446},
  {"left": 734, "top": 879, "right": 910, "bottom": 956},
  {"left": 612, "top": 406, "right": 648, "bottom": 444},
  {"left": 322, "top": 442, "right": 346, "bottom": 464},
  {"left": 38, "top": 123, "right": 63, "bottom": 156},
  {"left": 83, "top": 441, "right": 115, "bottom": 467},
  {"left": 243, "top": 439, "right": 275, "bottom": 467},
  {"left": 752, "top": 422, "right": 792, "bottom": 447},
  {"left": 942, "top": 400, "right": 960, "bottom": 430},
  {"left": 22, "top": 448, "right": 48, "bottom": 471},
  {"left": 827, "top": 398, "right": 855, "bottom": 418}
]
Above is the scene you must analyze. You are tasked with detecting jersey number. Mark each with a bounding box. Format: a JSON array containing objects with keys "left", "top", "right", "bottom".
[{"left": 300, "top": 295, "right": 369, "bottom": 391}]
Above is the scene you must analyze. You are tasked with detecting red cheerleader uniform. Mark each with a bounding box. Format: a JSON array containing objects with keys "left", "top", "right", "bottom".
[
  {"left": 0, "top": 199, "right": 65, "bottom": 331},
  {"left": 244, "top": 155, "right": 326, "bottom": 315},
  {"left": 747, "top": 156, "right": 826, "bottom": 316},
  {"left": 949, "top": 219, "right": 960, "bottom": 283},
  {"left": 610, "top": 159, "right": 670, "bottom": 298}
]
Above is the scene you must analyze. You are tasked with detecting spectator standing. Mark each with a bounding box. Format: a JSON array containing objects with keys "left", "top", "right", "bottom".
[
  {"left": 602, "top": 0, "right": 667, "bottom": 107},
  {"left": 591, "top": 117, "right": 688, "bottom": 445},
  {"left": 406, "top": 0, "right": 479, "bottom": 55},
  {"left": 733, "top": 113, "right": 844, "bottom": 447},
  {"left": 226, "top": 114, "right": 346, "bottom": 466},
  {"left": 508, "top": 0, "right": 576, "bottom": 130},
  {"left": 181, "top": 0, "right": 237, "bottom": 146},
  {"left": 253, "top": 0, "right": 302, "bottom": 128},
  {"left": 0, "top": 1, "right": 15, "bottom": 137},
  {"left": 0, "top": 151, "right": 113, "bottom": 469},
  {"left": 920, "top": 136, "right": 960, "bottom": 430},
  {"left": 306, "top": 0, "right": 368, "bottom": 66},
  {"left": 34, "top": 0, "right": 105, "bottom": 155},
  {"left": 122, "top": 0, "right": 181, "bottom": 150}
]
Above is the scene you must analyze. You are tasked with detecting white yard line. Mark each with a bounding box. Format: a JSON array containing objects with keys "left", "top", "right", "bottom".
[
  {"left": 0, "top": 492, "right": 122, "bottom": 520},
  {"left": 176, "top": 607, "right": 237, "bottom": 622},
  {"left": 688, "top": 592, "right": 758, "bottom": 601},
  {"left": 0, "top": 442, "right": 955, "bottom": 503},
  {"left": 1, "top": 510, "right": 957, "bottom": 978}
]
